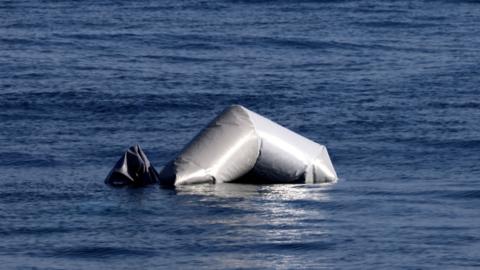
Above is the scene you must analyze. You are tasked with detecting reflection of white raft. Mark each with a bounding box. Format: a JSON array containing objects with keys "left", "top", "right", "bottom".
[{"left": 158, "top": 105, "right": 337, "bottom": 186}]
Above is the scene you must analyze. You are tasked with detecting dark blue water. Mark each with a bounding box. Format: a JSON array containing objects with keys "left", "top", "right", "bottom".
[{"left": 1, "top": 0, "right": 480, "bottom": 269}]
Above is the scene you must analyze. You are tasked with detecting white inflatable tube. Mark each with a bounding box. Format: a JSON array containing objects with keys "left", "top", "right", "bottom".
[{"left": 158, "top": 105, "right": 338, "bottom": 186}]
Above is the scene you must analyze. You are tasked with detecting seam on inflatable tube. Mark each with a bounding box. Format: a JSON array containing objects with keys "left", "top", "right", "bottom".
[{"left": 241, "top": 105, "right": 263, "bottom": 179}]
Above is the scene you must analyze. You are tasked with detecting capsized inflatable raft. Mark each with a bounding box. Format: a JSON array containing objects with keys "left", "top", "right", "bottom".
[{"left": 105, "top": 105, "right": 338, "bottom": 186}]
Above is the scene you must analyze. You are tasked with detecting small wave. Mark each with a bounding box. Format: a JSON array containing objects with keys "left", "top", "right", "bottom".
[
  {"left": 0, "top": 90, "right": 301, "bottom": 120},
  {"left": 0, "top": 152, "right": 57, "bottom": 168},
  {"left": 0, "top": 37, "right": 39, "bottom": 46},
  {"left": 48, "top": 246, "right": 157, "bottom": 258},
  {"left": 442, "top": 190, "right": 480, "bottom": 200},
  {"left": 356, "top": 21, "right": 439, "bottom": 29},
  {"left": 140, "top": 55, "right": 219, "bottom": 63},
  {"left": 427, "top": 101, "right": 480, "bottom": 109},
  {"left": 0, "top": 226, "right": 74, "bottom": 236},
  {"left": 53, "top": 32, "right": 140, "bottom": 41},
  {"left": 252, "top": 240, "right": 336, "bottom": 251},
  {"left": 0, "top": 190, "right": 91, "bottom": 204},
  {"left": 392, "top": 136, "right": 480, "bottom": 149}
]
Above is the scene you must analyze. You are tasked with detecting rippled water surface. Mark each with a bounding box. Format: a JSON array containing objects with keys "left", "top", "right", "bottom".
[{"left": 1, "top": 0, "right": 480, "bottom": 269}]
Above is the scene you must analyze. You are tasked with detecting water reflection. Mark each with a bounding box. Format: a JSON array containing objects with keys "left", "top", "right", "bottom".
[
  {"left": 260, "top": 184, "right": 333, "bottom": 202},
  {"left": 173, "top": 182, "right": 333, "bottom": 201},
  {"left": 172, "top": 183, "right": 333, "bottom": 226},
  {"left": 169, "top": 183, "right": 334, "bottom": 269}
]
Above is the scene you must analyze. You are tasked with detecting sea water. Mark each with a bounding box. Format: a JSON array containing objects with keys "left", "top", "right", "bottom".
[{"left": 1, "top": 0, "right": 479, "bottom": 269}]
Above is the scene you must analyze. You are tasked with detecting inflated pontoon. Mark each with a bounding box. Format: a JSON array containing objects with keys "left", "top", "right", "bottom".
[{"left": 105, "top": 105, "right": 337, "bottom": 186}]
